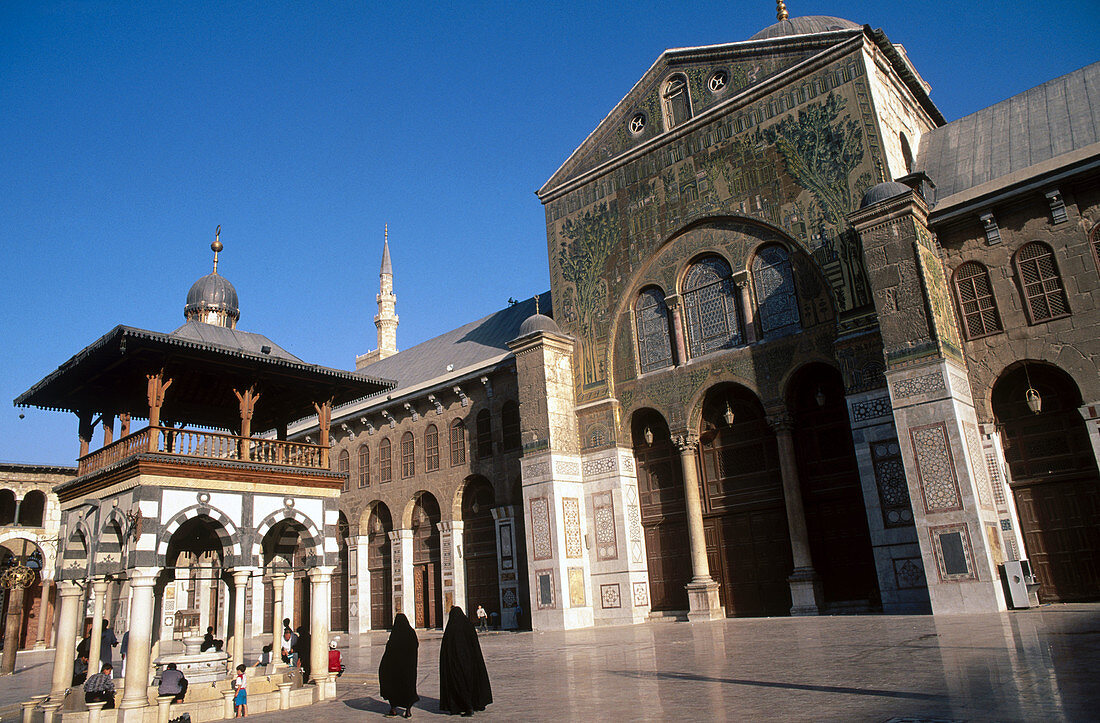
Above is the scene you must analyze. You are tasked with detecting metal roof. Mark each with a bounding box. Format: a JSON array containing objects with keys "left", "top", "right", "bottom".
[
  {"left": 15, "top": 324, "right": 394, "bottom": 432},
  {"left": 916, "top": 61, "right": 1100, "bottom": 207}
]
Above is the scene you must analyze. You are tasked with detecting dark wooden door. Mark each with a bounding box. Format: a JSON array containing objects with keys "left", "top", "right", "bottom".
[
  {"left": 995, "top": 366, "right": 1100, "bottom": 602},
  {"left": 463, "top": 479, "right": 500, "bottom": 620},
  {"left": 1013, "top": 479, "right": 1100, "bottom": 601},
  {"left": 414, "top": 565, "right": 426, "bottom": 628},
  {"left": 413, "top": 563, "right": 440, "bottom": 628},
  {"left": 636, "top": 430, "right": 691, "bottom": 612},
  {"left": 706, "top": 505, "right": 793, "bottom": 617},
  {"left": 368, "top": 531, "right": 392, "bottom": 630}
]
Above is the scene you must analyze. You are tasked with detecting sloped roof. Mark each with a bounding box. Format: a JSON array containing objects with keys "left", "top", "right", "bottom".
[
  {"left": 170, "top": 321, "right": 302, "bottom": 362},
  {"left": 916, "top": 61, "right": 1100, "bottom": 207},
  {"left": 348, "top": 293, "right": 552, "bottom": 407}
]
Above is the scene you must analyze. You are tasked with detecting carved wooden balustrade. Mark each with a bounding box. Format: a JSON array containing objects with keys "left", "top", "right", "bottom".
[{"left": 77, "top": 425, "right": 325, "bottom": 476}]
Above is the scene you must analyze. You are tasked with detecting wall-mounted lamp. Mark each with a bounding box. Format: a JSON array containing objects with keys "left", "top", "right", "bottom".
[
  {"left": 643, "top": 427, "right": 654, "bottom": 446},
  {"left": 723, "top": 402, "right": 735, "bottom": 426},
  {"left": 1024, "top": 363, "right": 1042, "bottom": 415}
]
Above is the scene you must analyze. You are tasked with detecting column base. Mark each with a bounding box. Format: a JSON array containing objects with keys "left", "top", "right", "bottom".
[
  {"left": 685, "top": 579, "right": 725, "bottom": 622},
  {"left": 788, "top": 566, "right": 823, "bottom": 616},
  {"left": 32, "top": 642, "right": 47, "bottom": 650}
]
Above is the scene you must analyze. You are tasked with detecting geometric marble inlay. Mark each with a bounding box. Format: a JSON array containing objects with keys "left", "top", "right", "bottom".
[
  {"left": 851, "top": 395, "right": 892, "bottom": 422},
  {"left": 531, "top": 497, "right": 552, "bottom": 561},
  {"left": 893, "top": 557, "right": 926, "bottom": 589},
  {"left": 870, "top": 438, "right": 913, "bottom": 527},
  {"left": 963, "top": 422, "right": 993, "bottom": 509},
  {"left": 929, "top": 523, "right": 977, "bottom": 582},
  {"left": 593, "top": 492, "right": 618, "bottom": 561},
  {"left": 632, "top": 581, "right": 649, "bottom": 607},
  {"left": 910, "top": 422, "right": 963, "bottom": 514},
  {"left": 563, "top": 497, "right": 583, "bottom": 559},
  {"left": 600, "top": 583, "right": 621, "bottom": 609},
  {"left": 567, "top": 566, "right": 586, "bottom": 606},
  {"left": 583, "top": 456, "right": 616, "bottom": 476},
  {"left": 536, "top": 569, "right": 555, "bottom": 609},
  {"left": 892, "top": 370, "right": 946, "bottom": 399}
]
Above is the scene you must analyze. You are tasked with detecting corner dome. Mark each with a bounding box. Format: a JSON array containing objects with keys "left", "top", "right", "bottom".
[
  {"left": 184, "top": 272, "right": 240, "bottom": 328},
  {"left": 860, "top": 181, "right": 912, "bottom": 209},
  {"left": 749, "top": 15, "right": 860, "bottom": 41},
  {"left": 518, "top": 312, "right": 560, "bottom": 337}
]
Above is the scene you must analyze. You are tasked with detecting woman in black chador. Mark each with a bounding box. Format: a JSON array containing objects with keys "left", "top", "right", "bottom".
[
  {"left": 379, "top": 613, "right": 419, "bottom": 718},
  {"left": 438, "top": 606, "right": 492, "bottom": 716}
]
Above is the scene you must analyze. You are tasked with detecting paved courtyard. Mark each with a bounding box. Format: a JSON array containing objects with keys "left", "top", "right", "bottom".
[{"left": 2, "top": 605, "right": 1097, "bottom": 721}]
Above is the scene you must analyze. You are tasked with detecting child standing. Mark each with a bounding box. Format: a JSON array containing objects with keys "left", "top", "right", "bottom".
[{"left": 232, "top": 664, "right": 248, "bottom": 717}]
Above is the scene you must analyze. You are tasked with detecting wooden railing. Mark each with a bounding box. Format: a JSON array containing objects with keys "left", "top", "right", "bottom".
[{"left": 77, "top": 425, "right": 327, "bottom": 476}]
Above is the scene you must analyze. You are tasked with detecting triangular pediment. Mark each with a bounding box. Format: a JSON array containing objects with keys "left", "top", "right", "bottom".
[{"left": 538, "top": 29, "right": 863, "bottom": 196}]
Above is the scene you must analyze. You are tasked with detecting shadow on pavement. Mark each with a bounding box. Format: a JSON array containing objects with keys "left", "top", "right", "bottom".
[
  {"left": 612, "top": 670, "right": 950, "bottom": 702},
  {"left": 343, "top": 695, "right": 448, "bottom": 716}
]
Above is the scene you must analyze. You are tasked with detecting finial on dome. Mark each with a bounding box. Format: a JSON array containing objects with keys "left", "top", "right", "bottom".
[
  {"left": 211, "top": 225, "right": 223, "bottom": 274},
  {"left": 776, "top": 0, "right": 789, "bottom": 21},
  {"left": 534, "top": 294, "right": 540, "bottom": 315}
]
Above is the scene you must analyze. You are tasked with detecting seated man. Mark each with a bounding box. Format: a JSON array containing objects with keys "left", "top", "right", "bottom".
[
  {"left": 158, "top": 662, "right": 188, "bottom": 703},
  {"left": 84, "top": 663, "right": 116, "bottom": 709},
  {"left": 281, "top": 628, "right": 298, "bottom": 668},
  {"left": 200, "top": 626, "right": 223, "bottom": 652},
  {"left": 72, "top": 653, "right": 89, "bottom": 686}
]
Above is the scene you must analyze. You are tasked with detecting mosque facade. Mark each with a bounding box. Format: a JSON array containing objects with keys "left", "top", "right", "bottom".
[{"left": 321, "top": 11, "right": 1100, "bottom": 630}]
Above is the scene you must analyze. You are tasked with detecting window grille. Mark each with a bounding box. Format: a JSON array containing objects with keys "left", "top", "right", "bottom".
[
  {"left": 337, "top": 449, "right": 350, "bottom": 491},
  {"left": 425, "top": 425, "right": 439, "bottom": 471},
  {"left": 450, "top": 420, "right": 466, "bottom": 466},
  {"left": 379, "top": 438, "right": 392, "bottom": 483},
  {"left": 662, "top": 75, "right": 692, "bottom": 130},
  {"left": 1015, "top": 242, "right": 1069, "bottom": 322},
  {"left": 683, "top": 256, "right": 742, "bottom": 358},
  {"left": 501, "top": 402, "right": 521, "bottom": 452},
  {"left": 401, "top": 432, "right": 415, "bottom": 478},
  {"left": 358, "top": 444, "right": 369, "bottom": 488},
  {"left": 476, "top": 410, "right": 493, "bottom": 459},
  {"left": 953, "top": 261, "right": 1002, "bottom": 338},
  {"left": 635, "top": 288, "right": 674, "bottom": 373},
  {"left": 752, "top": 245, "right": 800, "bottom": 338}
]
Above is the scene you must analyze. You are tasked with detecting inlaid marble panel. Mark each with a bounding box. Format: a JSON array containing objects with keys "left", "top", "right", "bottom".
[
  {"left": 600, "top": 583, "right": 621, "bottom": 609},
  {"left": 568, "top": 567, "right": 586, "bottom": 606},
  {"left": 963, "top": 422, "right": 993, "bottom": 509},
  {"left": 563, "top": 497, "right": 583, "bottom": 558},
  {"left": 929, "top": 522, "right": 977, "bottom": 582},
  {"left": 531, "top": 497, "right": 552, "bottom": 561},
  {"left": 593, "top": 492, "right": 618, "bottom": 561},
  {"left": 910, "top": 422, "right": 963, "bottom": 513}
]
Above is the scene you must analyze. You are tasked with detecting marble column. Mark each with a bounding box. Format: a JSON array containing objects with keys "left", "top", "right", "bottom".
[
  {"left": 438, "top": 520, "right": 465, "bottom": 614},
  {"left": 87, "top": 577, "right": 108, "bottom": 672},
  {"left": 230, "top": 569, "right": 251, "bottom": 670},
  {"left": 269, "top": 573, "right": 286, "bottom": 662},
  {"left": 49, "top": 581, "right": 82, "bottom": 699},
  {"left": 673, "top": 434, "right": 724, "bottom": 621},
  {"left": 1, "top": 583, "right": 26, "bottom": 674},
  {"left": 33, "top": 580, "right": 51, "bottom": 649},
  {"left": 390, "top": 530, "right": 414, "bottom": 623},
  {"left": 734, "top": 274, "right": 758, "bottom": 344},
  {"left": 352, "top": 535, "right": 372, "bottom": 634},
  {"left": 491, "top": 507, "right": 519, "bottom": 629},
  {"left": 118, "top": 568, "right": 157, "bottom": 718},
  {"left": 664, "top": 294, "right": 688, "bottom": 364},
  {"left": 769, "top": 413, "right": 823, "bottom": 615},
  {"left": 307, "top": 567, "right": 333, "bottom": 684}
]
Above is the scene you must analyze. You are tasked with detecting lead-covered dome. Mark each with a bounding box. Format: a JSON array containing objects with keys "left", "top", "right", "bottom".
[
  {"left": 860, "top": 181, "right": 912, "bottom": 209},
  {"left": 518, "top": 312, "right": 560, "bottom": 337},
  {"left": 184, "top": 272, "right": 240, "bottom": 328},
  {"left": 750, "top": 15, "right": 860, "bottom": 41}
]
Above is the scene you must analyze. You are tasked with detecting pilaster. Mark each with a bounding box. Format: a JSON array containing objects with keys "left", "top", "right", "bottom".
[
  {"left": 352, "top": 535, "right": 372, "bottom": 634},
  {"left": 490, "top": 506, "right": 521, "bottom": 629},
  {"left": 437, "top": 520, "right": 465, "bottom": 614},
  {"left": 389, "top": 529, "right": 414, "bottom": 623}
]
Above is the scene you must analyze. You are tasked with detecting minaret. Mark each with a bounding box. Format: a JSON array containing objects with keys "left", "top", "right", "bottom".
[{"left": 356, "top": 225, "right": 399, "bottom": 369}]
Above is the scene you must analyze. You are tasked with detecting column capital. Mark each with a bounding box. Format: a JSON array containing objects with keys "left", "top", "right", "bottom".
[
  {"left": 90, "top": 576, "right": 109, "bottom": 593},
  {"left": 58, "top": 579, "right": 83, "bottom": 597},
  {"left": 268, "top": 571, "right": 288, "bottom": 584},
  {"left": 664, "top": 293, "right": 683, "bottom": 309},
  {"left": 766, "top": 411, "right": 794, "bottom": 434},
  {"left": 491, "top": 505, "right": 517, "bottom": 521},
  {"left": 389, "top": 528, "right": 412, "bottom": 542},
  {"left": 230, "top": 567, "right": 258, "bottom": 586},
  {"left": 127, "top": 567, "right": 160, "bottom": 587},
  {"left": 437, "top": 520, "right": 463, "bottom": 534},
  {"left": 308, "top": 566, "right": 336, "bottom": 583},
  {"left": 672, "top": 432, "right": 699, "bottom": 453}
]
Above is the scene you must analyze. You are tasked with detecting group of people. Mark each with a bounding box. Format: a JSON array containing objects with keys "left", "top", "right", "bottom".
[
  {"left": 380, "top": 606, "right": 493, "bottom": 718},
  {"left": 74, "top": 620, "right": 127, "bottom": 709}
]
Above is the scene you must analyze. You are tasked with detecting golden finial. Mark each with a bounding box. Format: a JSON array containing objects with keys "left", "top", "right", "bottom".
[
  {"left": 211, "top": 225, "right": 223, "bottom": 274},
  {"left": 534, "top": 294, "right": 540, "bottom": 315},
  {"left": 776, "top": 0, "right": 789, "bottom": 21}
]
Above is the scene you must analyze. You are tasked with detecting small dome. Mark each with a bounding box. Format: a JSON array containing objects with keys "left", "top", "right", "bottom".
[
  {"left": 860, "top": 181, "right": 912, "bottom": 209},
  {"left": 184, "top": 272, "right": 240, "bottom": 328},
  {"left": 750, "top": 15, "right": 860, "bottom": 41},
  {"left": 518, "top": 312, "right": 560, "bottom": 337}
]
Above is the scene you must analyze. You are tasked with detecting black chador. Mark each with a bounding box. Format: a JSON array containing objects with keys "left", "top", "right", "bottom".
[
  {"left": 438, "top": 606, "right": 493, "bottom": 716},
  {"left": 379, "top": 613, "right": 419, "bottom": 717}
]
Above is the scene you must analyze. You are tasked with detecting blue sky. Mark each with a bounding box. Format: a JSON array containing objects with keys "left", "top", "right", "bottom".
[{"left": 3, "top": 1, "right": 1098, "bottom": 464}]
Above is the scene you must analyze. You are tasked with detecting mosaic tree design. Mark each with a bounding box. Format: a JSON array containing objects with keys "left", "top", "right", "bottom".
[
  {"left": 762, "top": 94, "right": 863, "bottom": 226},
  {"left": 559, "top": 202, "right": 619, "bottom": 387}
]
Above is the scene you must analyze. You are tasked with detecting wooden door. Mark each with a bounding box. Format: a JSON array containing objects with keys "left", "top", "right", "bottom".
[
  {"left": 413, "top": 565, "right": 426, "bottom": 628},
  {"left": 413, "top": 563, "right": 440, "bottom": 628},
  {"left": 636, "top": 429, "right": 691, "bottom": 612},
  {"left": 1013, "top": 478, "right": 1100, "bottom": 601},
  {"left": 706, "top": 506, "right": 792, "bottom": 617},
  {"left": 368, "top": 531, "right": 392, "bottom": 630}
]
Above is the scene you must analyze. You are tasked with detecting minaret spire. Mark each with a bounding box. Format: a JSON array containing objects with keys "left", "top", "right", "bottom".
[{"left": 776, "top": 0, "right": 789, "bottom": 21}]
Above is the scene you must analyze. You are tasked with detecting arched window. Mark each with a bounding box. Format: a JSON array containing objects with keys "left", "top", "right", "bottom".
[
  {"left": 501, "top": 401, "right": 521, "bottom": 452},
  {"left": 358, "top": 444, "right": 370, "bottom": 488},
  {"left": 635, "top": 287, "right": 674, "bottom": 373},
  {"left": 337, "top": 449, "right": 350, "bottom": 490},
  {"left": 476, "top": 409, "right": 493, "bottom": 459},
  {"left": 379, "top": 438, "right": 392, "bottom": 483},
  {"left": 752, "top": 245, "right": 800, "bottom": 338},
  {"left": 401, "top": 432, "right": 415, "bottom": 478},
  {"left": 425, "top": 424, "right": 440, "bottom": 472},
  {"left": 450, "top": 420, "right": 466, "bottom": 466},
  {"left": 1014, "top": 241, "right": 1069, "bottom": 323},
  {"left": 683, "top": 255, "right": 743, "bottom": 358},
  {"left": 18, "top": 490, "right": 45, "bottom": 527},
  {"left": 662, "top": 74, "right": 692, "bottom": 130},
  {"left": 953, "top": 261, "right": 1002, "bottom": 339}
]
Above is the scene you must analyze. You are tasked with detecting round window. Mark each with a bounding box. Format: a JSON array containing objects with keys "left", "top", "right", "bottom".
[
  {"left": 628, "top": 113, "right": 646, "bottom": 135},
  {"left": 708, "top": 70, "right": 729, "bottom": 93}
]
